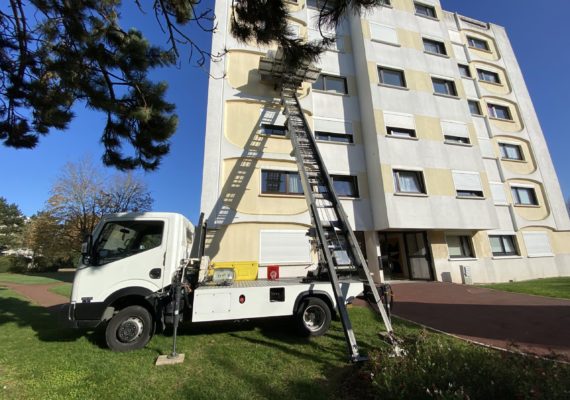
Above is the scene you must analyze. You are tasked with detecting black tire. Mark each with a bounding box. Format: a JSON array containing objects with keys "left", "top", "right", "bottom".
[
  {"left": 296, "top": 297, "right": 332, "bottom": 337},
  {"left": 105, "top": 305, "right": 153, "bottom": 352}
]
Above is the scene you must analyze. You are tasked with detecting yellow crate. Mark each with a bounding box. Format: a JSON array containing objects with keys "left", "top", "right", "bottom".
[{"left": 211, "top": 261, "right": 258, "bottom": 281}]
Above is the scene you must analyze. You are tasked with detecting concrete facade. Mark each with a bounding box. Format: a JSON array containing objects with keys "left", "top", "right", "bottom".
[{"left": 200, "top": 0, "right": 570, "bottom": 283}]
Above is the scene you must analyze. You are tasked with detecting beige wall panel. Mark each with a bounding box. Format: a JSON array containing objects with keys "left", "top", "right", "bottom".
[
  {"left": 428, "top": 231, "right": 448, "bottom": 260},
  {"left": 407, "top": 70, "right": 432, "bottom": 92},
  {"left": 227, "top": 51, "right": 279, "bottom": 98},
  {"left": 550, "top": 231, "right": 570, "bottom": 254},
  {"left": 374, "top": 109, "right": 384, "bottom": 134},
  {"left": 473, "top": 231, "right": 492, "bottom": 258},
  {"left": 368, "top": 61, "right": 379, "bottom": 85},
  {"left": 462, "top": 30, "right": 500, "bottom": 61},
  {"left": 221, "top": 158, "right": 308, "bottom": 215},
  {"left": 416, "top": 115, "right": 442, "bottom": 141},
  {"left": 425, "top": 168, "right": 455, "bottom": 196},
  {"left": 509, "top": 180, "right": 550, "bottom": 221},
  {"left": 472, "top": 61, "right": 511, "bottom": 95},
  {"left": 381, "top": 164, "right": 394, "bottom": 193},
  {"left": 494, "top": 137, "right": 536, "bottom": 175},
  {"left": 397, "top": 29, "right": 421, "bottom": 50},
  {"left": 225, "top": 101, "right": 294, "bottom": 154},
  {"left": 205, "top": 222, "right": 313, "bottom": 263}
]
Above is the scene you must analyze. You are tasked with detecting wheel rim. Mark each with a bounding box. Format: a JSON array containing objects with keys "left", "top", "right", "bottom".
[
  {"left": 117, "top": 317, "right": 144, "bottom": 343},
  {"left": 303, "top": 305, "right": 326, "bottom": 332}
]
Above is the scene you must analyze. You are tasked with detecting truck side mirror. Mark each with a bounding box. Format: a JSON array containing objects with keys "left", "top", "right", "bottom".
[{"left": 81, "top": 234, "right": 93, "bottom": 265}]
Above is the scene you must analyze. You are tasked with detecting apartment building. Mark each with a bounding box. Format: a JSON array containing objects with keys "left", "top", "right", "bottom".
[{"left": 200, "top": 0, "right": 570, "bottom": 283}]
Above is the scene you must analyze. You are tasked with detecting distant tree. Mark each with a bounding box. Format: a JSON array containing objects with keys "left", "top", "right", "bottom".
[
  {"left": 2, "top": 0, "right": 381, "bottom": 169},
  {"left": 22, "top": 211, "right": 71, "bottom": 270},
  {"left": 47, "top": 158, "right": 153, "bottom": 248},
  {"left": 0, "top": 197, "right": 25, "bottom": 251}
]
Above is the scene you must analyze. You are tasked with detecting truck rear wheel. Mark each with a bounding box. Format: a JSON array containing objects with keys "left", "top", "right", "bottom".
[
  {"left": 296, "top": 297, "right": 331, "bottom": 337},
  {"left": 105, "top": 305, "right": 153, "bottom": 352}
]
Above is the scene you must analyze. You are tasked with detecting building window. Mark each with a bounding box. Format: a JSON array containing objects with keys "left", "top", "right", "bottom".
[
  {"left": 444, "top": 135, "right": 470, "bottom": 145},
  {"left": 511, "top": 186, "right": 538, "bottom": 206},
  {"left": 261, "top": 124, "right": 287, "bottom": 136},
  {"left": 414, "top": 2, "right": 437, "bottom": 18},
  {"left": 467, "top": 36, "right": 489, "bottom": 51},
  {"left": 387, "top": 127, "right": 416, "bottom": 138},
  {"left": 458, "top": 64, "right": 471, "bottom": 78},
  {"left": 315, "top": 131, "right": 353, "bottom": 143},
  {"left": 378, "top": 67, "right": 406, "bottom": 88},
  {"left": 331, "top": 175, "right": 359, "bottom": 198},
  {"left": 499, "top": 143, "right": 523, "bottom": 160},
  {"left": 477, "top": 69, "right": 501, "bottom": 84},
  {"left": 468, "top": 100, "right": 482, "bottom": 116},
  {"left": 432, "top": 78, "right": 457, "bottom": 96},
  {"left": 261, "top": 170, "right": 303, "bottom": 195},
  {"left": 447, "top": 235, "right": 474, "bottom": 258},
  {"left": 489, "top": 235, "right": 519, "bottom": 257},
  {"left": 306, "top": 0, "right": 333, "bottom": 10},
  {"left": 488, "top": 103, "right": 512, "bottom": 120},
  {"left": 393, "top": 170, "right": 426, "bottom": 194},
  {"left": 423, "top": 38, "right": 447, "bottom": 55},
  {"left": 453, "top": 171, "right": 483, "bottom": 198},
  {"left": 312, "top": 74, "right": 348, "bottom": 94}
]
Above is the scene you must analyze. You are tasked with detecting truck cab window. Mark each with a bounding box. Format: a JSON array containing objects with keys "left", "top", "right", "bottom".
[{"left": 94, "top": 220, "right": 164, "bottom": 265}]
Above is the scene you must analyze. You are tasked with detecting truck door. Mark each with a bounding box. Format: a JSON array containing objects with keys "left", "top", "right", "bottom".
[{"left": 74, "top": 218, "right": 169, "bottom": 302}]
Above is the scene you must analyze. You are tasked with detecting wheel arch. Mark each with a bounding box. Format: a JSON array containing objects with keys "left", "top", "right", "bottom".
[
  {"left": 103, "top": 287, "right": 157, "bottom": 321},
  {"left": 293, "top": 290, "right": 335, "bottom": 315}
]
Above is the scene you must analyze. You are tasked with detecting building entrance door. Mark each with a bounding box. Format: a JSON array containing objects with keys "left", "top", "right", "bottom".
[{"left": 379, "top": 231, "right": 434, "bottom": 281}]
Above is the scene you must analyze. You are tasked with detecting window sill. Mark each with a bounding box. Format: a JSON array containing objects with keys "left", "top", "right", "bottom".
[
  {"left": 259, "top": 193, "right": 305, "bottom": 199},
  {"left": 338, "top": 196, "right": 360, "bottom": 200},
  {"left": 470, "top": 113, "right": 484, "bottom": 118},
  {"left": 461, "top": 76, "right": 474, "bottom": 80},
  {"left": 433, "top": 92, "right": 460, "bottom": 100},
  {"left": 386, "top": 135, "right": 419, "bottom": 141},
  {"left": 456, "top": 196, "right": 486, "bottom": 200},
  {"left": 468, "top": 45, "right": 493, "bottom": 54},
  {"left": 415, "top": 13, "right": 439, "bottom": 22},
  {"left": 500, "top": 158, "right": 526, "bottom": 163},
  {"left": 488, "top": 116, "right": 515, "bottom": 123},
  {"left": 371, "top": 39, "right": 401, "bottom": 47},
  {"left": 478, "top": 79, "right": 503, "bottom": 87},
  {"left": 311, "top": 89, "right": 349, "bottom": 97},
  {"left": 528, "top": 254, "right": 554, "bottom": 258},
  {"left": 492, "top": 255, "right": 522, "bottom": 260},
  {"left": 424, "top": 51, "right": 449, "bottom": 59},
  {"left": 378, "top": 83, "right": 409, "bottom": 91},
  {"left": 513, "top": 204, "right": 540, "bottom": 208},
  {"left": 394, "top": 192, "right": 428, "bottom": 198},
  {"left": 315, "top": 139, "right": 355, "bottom": 146},
  {"left": 444, "top": 141, "right": 472, "bottom": 147},
  {"left": 448, "top": 257, "right": 478, "bottom": 262}
]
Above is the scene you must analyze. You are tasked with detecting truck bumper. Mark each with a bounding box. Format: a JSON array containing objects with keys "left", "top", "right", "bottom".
[{"left": 62, "top": 302, "right": 104, "bottom": 329}]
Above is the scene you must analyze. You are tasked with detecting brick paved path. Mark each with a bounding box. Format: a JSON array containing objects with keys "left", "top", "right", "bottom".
[{"left": 1, "top": 282, "right": 68, "bottom": 308}]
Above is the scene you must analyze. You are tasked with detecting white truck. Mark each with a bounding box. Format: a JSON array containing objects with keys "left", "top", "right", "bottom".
[{"left": 66, "top": 212, "right": 365, "bottom": 352}]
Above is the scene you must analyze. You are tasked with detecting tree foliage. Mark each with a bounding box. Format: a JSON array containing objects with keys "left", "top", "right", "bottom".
[
  {"left": 1, "top": 0, "right": 217, "bottom": 170},
  {"left": 22, "top": 211, "right": 71, "bottom": 270},
  {"left": 0, "top": 196, "right": 25, "bottom": 251},
  {"left": 47, "top": 158, "right": 153, "bottom": 246}
]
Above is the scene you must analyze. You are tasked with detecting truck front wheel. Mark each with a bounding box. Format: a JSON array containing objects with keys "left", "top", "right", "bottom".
[
  {"left": 105, "top": 305, "right": 153, "bottom": 352},
  {"left": 296, "top": 297, "right": 331, "bottom": 337}
]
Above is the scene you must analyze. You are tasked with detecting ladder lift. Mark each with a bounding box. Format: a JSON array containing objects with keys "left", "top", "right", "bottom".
[{"left": 259, "top": 49, "right": 398, "bottom": 362}]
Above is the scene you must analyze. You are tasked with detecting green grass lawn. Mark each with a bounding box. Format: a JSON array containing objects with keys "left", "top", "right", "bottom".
[
  {"left": 0, "top": 287, "right": 568, "bottom": 399},
  {"left": 481, "top": 277, "right": 570, "bottom": 299},
  {"left": 48, "top": 283, "right": 73, "bottom": 299},
  {"left": 0, "top": 271, "right": 75, "bottom": 285}
]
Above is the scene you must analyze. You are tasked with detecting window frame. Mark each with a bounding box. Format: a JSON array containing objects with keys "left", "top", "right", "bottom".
[
  {"left": 260, "top": 124, "right": 287, "bottom": 137},
  {"left": 477, "top": 68, "right": 501, "bottom": 84},
  {"left": 467, "top": 36, "right": 490, "bottom": 51},
  {"left": 393, "top": 169, "right": 427, "bottom": 194},
  {"left": 331, "top": 174, "right": 359, "bottom": 198},
  {"left": 446, "top": 235, "right": 475, "bottom": 259},
  {"left": 499, "top": 143, "right": 524, "bottom": 161},
  {"left": 261, "top": 170, "right": 304, "bottom": 196},
  {"left": 468, "top": 100, "right": 482, "bottom": 116},
  {"left": 378, "top": 66, "right": 407, "bottom": 88},
  {"left": 432, "top": 77, "right": 458, "bottom": 97},
  {"left": 487, "top": 103, "right": 512, "bottom": 120},
  {"left": 458, "top": 64, "right": 472, "bottom": 78},
  {"left": 444, "top": 135, "right": 470, "bottom": 145},
  {"left": 387, "top": 126, "right": 417, "bottom": 139},
  {"left": 414, "top": 2, "right": 437, "bottom": 19},
  {"left": 312, "top": 74, "right": 348, "bottom": 95},
  {"left": 315, "top": 131, "right": 354, "bottom": 144},
  {"left": 423, "top": 38, "right": 447, "bottom": 56},
  {"left": 511, "top": 186, "right": 539, "bottom": 206},
  {"left": 489, "top": 235, "right": 519, "bottom": 257}
]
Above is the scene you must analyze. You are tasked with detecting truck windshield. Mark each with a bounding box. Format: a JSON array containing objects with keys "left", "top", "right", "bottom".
[{"left": 93, "top": 220, "right": 164, "bottom": 265}]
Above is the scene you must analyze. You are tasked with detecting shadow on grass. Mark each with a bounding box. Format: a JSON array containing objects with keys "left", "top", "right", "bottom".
[{"left": 0, "top": 288, "right": 102, "bottom": 345}]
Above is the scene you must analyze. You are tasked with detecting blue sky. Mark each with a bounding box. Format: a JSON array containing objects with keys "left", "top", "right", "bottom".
[{"left": 1, "top": 0, "right": 569, "bottom": 223}]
